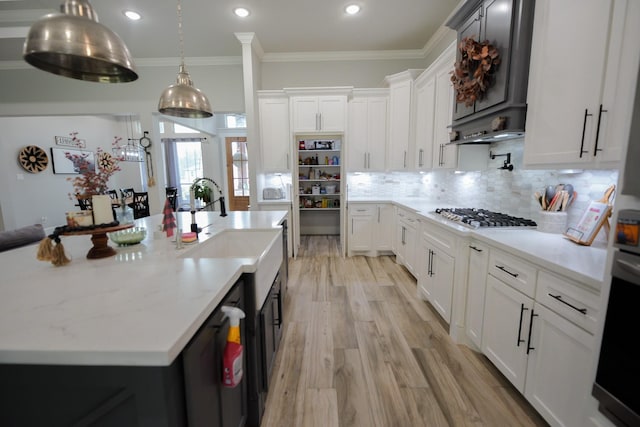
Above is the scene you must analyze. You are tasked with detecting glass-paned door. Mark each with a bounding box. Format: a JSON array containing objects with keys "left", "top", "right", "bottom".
[{"left": 226, "top": 137, "right": 249, "bottom": 211}]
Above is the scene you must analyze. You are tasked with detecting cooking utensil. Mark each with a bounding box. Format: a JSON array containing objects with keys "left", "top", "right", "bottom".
[
  {"left": 533, "top": 191, "right": 543, "bottom": 209},
  {"left": 545, "top": 185, "right": 556, "bottom": 207},
  {"left": 560, "top": 191, "right": 570, "bottom": 211}
]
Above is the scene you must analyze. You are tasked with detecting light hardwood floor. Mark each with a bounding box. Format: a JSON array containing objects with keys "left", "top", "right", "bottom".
[{"left": 261, "top": 236, "right": 548, "bottom": 427}]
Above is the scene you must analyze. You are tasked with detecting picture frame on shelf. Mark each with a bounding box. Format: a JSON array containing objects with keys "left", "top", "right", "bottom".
[{"left": 50, "top": 147, "right": 95, "bottom": 174}]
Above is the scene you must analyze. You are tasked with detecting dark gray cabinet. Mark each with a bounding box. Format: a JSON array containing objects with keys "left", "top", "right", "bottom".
[
  {"left": 452, "top": 0, "right": 514, "bottom": 121},
  {"left": 260, "top": 273, "right": 283, "bottom": 392},
  {"left": 182, "top": 280, "right": 247, "bottom": 427}
]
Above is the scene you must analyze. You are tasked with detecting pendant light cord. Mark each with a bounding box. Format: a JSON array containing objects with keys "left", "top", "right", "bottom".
[{"left": 177, "top": 0, "right": 185, "bottom": 68}]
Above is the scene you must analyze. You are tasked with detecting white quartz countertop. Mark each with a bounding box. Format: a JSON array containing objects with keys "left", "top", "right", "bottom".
[
  {"left": 0, "top": 210, "right": 287, "bottom": 367},
  {"left": 348, "top": 198, "right": 607, "bottom": 289}
]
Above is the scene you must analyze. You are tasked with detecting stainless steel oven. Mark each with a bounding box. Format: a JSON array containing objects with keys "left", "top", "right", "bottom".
[{"left": 592, "top": 211, "right": 640, "bottom": 426}]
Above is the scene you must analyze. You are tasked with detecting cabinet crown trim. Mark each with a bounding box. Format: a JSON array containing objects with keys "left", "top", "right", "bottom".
[{"left": 283, "top": 86, "right": 353, "bottom": 96}]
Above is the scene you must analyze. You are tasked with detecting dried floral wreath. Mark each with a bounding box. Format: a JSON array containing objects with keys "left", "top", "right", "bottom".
[{"left": 450, "top": 36, "right": 501, "bottom": 107}]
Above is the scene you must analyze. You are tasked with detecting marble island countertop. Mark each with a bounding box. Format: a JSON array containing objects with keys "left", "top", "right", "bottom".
[
  {"left": 0, "top": 210, "right": 287, "bottom": 367},
  {"left": 348, "top": 197, "right": 608, "bottom": 290}
]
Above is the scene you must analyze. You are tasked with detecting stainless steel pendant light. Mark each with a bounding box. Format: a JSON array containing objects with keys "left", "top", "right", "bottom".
[
  {"left": 158, "top": 0, "right": 213, "bottom": 118},
  {"left": 23, "top": 0, "right": 138, "bottom": 83}
]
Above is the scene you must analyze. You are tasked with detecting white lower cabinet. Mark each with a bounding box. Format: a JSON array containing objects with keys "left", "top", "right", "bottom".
[
  {"left": 394, "top": 208, "right": 418, "bottom": 275},
  {"left": 418, "top": 239, "right": 455, "bottom": 323},
  {"left": 481, "top": 248, "right": 598, "bottom": 427},
  {"left": 417, "top": 222, "right": 458, "bottom": 324},
  {"left": 482, "top": 275, "right": 533, "bottom": 391},
  {"left": 465, "top": 241, "right": 489, "bottom": 349},
  {"left": 524, "top": 302, "right": 594, "bottom": 427},
  {"left": 347, "top": 203, "right": 393, "bottom": 256}
]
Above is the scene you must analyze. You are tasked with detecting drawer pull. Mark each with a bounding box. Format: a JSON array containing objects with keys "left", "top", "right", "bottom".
[
  {"left": 469, "top": 245, "right": 483, "bottom": 252},
  {"left": 548, "top": 293, "right": 587, "bottom": 314},
  {"left": 496, "top": 265, "right": 519, "bottom": 278}
]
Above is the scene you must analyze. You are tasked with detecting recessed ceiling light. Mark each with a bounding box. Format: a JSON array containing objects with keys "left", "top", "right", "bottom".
[
  {"left": 123, "top": 10, "right": 141, "bottom": 21},
  {"left": 234, "top": 7, "right": 250, "bottom": 18},
  {"left": 345, "top": 4, "right": 361, "bottom": 15}
]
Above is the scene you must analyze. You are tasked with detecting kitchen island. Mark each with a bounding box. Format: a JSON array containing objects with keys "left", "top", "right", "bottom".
[{"left": 0, "top": 210, "right": 287, "bottom": 426}]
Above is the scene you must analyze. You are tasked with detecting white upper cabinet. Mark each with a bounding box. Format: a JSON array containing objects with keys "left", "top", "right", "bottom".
[
  {"left": 413, "top": 43, "right": 458, "bottom": 171},
  {"left": 347, "top": 90, "right": 388, "bottom": 172},
  {"left": 290, "top": 94, "right": 348, "bottom": 133},
  {"left": 414, "top": 73, "right": 436, "bottom": 171},
  {"left": 524, "top": 0, "right": 640, "bottom": 168},
  {"left": 385, "top": 70, "right": 423, "bottom": 171},
  {"left": 258, "top": 92, "right": 291, "bottom": 172},
  {"left": 432, "top": 46, "right": 458, "bottom": 170}
]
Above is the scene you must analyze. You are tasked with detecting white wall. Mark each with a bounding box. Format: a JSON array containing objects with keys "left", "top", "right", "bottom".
[
  {"left": 0, "top": 116, "right": 144, "bottom": 231},
  {"left": 261, "top": 58, "right": 430, "bottom": 89},
  {"left": 0, "top": 63, "right": 245, "bottom": 115}
]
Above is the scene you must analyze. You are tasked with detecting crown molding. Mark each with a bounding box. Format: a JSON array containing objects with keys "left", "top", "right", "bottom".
[
  {"left": 262, "top": 49, "right": 425, "bottom": 63},
  {"left": 421, "top": 25, "right": 456, "bottom": 58}
]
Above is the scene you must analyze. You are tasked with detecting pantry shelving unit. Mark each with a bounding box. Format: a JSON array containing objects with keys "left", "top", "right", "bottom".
[{"left": 295, "top": 137, "right": 343, "bottom": 236}]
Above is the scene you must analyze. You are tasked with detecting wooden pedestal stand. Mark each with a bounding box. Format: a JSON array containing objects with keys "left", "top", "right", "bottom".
[{"left": 63, "top": 223, "right": 134, "bottom": 259}]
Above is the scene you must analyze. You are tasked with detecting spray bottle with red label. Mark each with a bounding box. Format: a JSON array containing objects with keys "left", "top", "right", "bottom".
[{"left": 221, "top": 306, "right": 245, "bottom": 388}]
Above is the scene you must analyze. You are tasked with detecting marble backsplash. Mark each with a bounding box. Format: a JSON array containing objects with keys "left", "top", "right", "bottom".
[{"left": 347, "top": 140, "right": 619, "bottom": 235}]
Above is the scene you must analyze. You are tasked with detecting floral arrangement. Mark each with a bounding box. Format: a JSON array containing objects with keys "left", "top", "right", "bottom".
[
  {"left": 450, "top": 36, "right": 501, "bottom": 107},
  {"left": 67, "top": 135, "right": 121, "bottom": 197}
]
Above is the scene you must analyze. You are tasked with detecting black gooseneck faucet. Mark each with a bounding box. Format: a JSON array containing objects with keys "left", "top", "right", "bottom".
[{"left": 189, "top": 177, "right": 227, "bottom": 234}]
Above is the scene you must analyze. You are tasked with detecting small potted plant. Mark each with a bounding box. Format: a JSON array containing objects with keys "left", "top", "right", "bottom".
[{"left": 193, "top": 182, "right": 212, "bottom": 204}]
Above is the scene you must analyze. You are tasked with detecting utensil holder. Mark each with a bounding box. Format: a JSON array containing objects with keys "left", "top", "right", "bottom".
[{"left": 538, "top": 211, "right": 568, "bottom": 233}]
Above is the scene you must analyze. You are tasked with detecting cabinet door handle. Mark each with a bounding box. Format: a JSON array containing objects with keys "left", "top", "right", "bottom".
[
  {"left": 274, "top": 292, "right": 283, "bottom": 327},
  {"left": 419, "top": 149, "right": 424, "bottom": 167},
  {"left": 593, "top": 104, "right": 607, "bottom": 156},
  {"left": 403, "top": 151, "right": 407, "bottom": 168},
  {"left": 496, "top": 265, "right": 519, "bottom": 278},
  {"left": 402, "top": 226, "right": 406, "bottom": 244},
  {"left": 548, "top": 293, "right": 587, "bottom": 314},
  {"left": 377, "top": 206, "right": 381, "bottom": 223},
  {"left": 318, "top": 113, "right": 322, "bottom": 130},
  {"left": 516, "top": 303, "right": 528, "bottom": 346},
  {"left": 351, "top": 218, "right": 354, "bottom": 233},
  {"left": 469, "top": 245, "right": 483, "bottom": 252},
  {"left": 526, "top": 309, "right": 538, "bottom": 354},
  {"left": 429, "top": 250, "right": 435, "bottom": 277},
  {"left": 367, "top": 152, "right": 371, "bottom": 169},
  {"left": 579, "top": 108, "right": 592, "bottom": 158}
]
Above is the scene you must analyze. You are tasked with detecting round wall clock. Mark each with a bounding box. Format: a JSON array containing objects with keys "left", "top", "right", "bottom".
[{"left": 18, "top": 145, "right": 48, "bottom": 173}]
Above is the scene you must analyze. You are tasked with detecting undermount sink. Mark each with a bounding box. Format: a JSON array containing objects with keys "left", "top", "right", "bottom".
[
  {"left": 183, "top": 229, "right": 281, "bottom": 259},
  {"left": 181, "top": 228, "right": 283, "bottom": 310}
]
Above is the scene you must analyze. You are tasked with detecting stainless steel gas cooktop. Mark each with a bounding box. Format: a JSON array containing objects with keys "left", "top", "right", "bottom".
[{"left": 434, "top": 208, "right": 537, "bottom": 229}]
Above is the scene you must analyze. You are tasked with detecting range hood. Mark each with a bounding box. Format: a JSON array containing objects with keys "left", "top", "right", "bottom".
[{"left": 445, "top": 0, "right": 535, "bottom": 144}]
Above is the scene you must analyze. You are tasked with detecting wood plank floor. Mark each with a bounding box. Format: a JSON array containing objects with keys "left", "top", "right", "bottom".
[{"left": 261, "top": 236, "right": 548, "bottom": 427}]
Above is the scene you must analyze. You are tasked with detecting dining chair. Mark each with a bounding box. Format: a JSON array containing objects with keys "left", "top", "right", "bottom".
[
  {"left": 76, "top": 194, "right": 93, "bottom": 211},
  {"left": 120, "top": 188, "right": 134, "bottom": 206},
  {"left": 165, "top": 186, "right": 178, "bottom": 211},
  {"left": 132, "top": 192, "right": 150, "bottom": 219},
  {"left": 106, "top": 190, "right": 119, "bottom": 206}
]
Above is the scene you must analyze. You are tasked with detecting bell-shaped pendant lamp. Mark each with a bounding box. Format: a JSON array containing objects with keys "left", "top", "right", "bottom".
[
  {"left": 158, "top": 0, "right": 213, "bottom": 118},
  {"left": 22, "top": 0, "right": 138, "bottom": 83}
]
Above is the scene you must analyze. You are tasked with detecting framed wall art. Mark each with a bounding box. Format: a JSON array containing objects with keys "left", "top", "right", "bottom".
[{"left": 50, "top": 147, "right": 95, "bottom": 174}]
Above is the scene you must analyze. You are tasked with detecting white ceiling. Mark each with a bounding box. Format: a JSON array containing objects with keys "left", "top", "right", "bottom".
[{"left": 0, "top": 0, "right": 462, "bottom": 62}]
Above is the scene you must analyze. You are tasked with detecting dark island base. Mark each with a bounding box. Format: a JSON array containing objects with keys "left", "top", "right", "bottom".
[{"left": 0, "top": 361, "right": 187, "bottom": 427}]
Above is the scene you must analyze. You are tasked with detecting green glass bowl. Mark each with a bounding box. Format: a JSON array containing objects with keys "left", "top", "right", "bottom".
[{"left": 108, "top": 227, "right": 147, "bottom": 246}]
